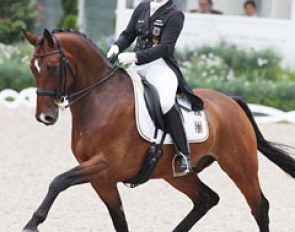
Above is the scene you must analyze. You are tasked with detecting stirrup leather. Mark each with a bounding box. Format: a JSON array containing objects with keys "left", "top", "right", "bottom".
[{"left": 172, "top": 152, "right": 191, "bottom": 177}]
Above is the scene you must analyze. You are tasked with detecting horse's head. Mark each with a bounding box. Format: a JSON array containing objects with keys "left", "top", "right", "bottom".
[{"left": 23, "top": 29, "right": 76, "bottom": 125}]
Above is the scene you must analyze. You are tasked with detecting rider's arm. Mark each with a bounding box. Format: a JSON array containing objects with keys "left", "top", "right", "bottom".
[{"left": 115, "top": 3, "right": 144, "bottom": 52}]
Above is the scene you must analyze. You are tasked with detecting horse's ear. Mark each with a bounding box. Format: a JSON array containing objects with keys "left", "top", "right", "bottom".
[
  {"left": 22, "top": 29, "right": 38, "bottom": 46},
  {"left": 43, "top": 28, "right": 55, "bottom": 48}
]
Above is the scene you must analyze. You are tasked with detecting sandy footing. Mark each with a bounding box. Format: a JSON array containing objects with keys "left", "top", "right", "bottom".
[{"left": 0, "top": 107, "right": 294, "bottom": 231}]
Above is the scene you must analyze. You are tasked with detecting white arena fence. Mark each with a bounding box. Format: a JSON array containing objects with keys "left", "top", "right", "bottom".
[
  {"left": 0, "top": 88, "right": 294, "bottom": 124},
  {"left": 0, "top": 88, "right": 37, "bottom": 109}
]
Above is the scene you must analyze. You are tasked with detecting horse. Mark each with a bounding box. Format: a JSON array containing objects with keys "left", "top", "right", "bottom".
[{"left": 22, "top": 29, "right": 295, "bottom": 232}]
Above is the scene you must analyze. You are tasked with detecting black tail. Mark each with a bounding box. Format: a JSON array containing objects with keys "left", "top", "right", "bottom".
[{"left": 233, "top": 97, "right": 295, "bottom": 178}]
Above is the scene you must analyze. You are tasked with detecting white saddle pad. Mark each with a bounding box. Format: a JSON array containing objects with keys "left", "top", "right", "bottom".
[{"left": 127, "top": 68, "right": 209, "bottom": 144}]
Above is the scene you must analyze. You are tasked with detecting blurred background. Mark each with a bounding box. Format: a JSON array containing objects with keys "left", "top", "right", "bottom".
[{"left": 1, "top": 0, "right": 295, "bottom": 113}]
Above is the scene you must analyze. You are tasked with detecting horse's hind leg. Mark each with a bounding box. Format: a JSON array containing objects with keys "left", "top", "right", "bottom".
[
  {"left": 218, "top": 149, "right": 270, "bottom": 232},
  {"left": 165, "top": 173, "right": 220, "bottom": 232}
]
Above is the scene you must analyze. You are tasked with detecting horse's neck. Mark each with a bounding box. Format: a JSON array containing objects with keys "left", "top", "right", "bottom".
[
  {"left": 61, "top": 35, "right": 133, "bottom": 133},
  {"left": 70, "top": 48, "right": 112, "bottom": 91},
  {"left": 70, "top": 69, "right": 134, "bottom": 131}
]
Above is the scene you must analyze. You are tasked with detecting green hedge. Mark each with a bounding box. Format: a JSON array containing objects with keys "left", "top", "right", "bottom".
[
  {"left": 57, "top": 0, "right": 78, "bottom": 30},
  {"left": 182, "top": 42, "right": 295, "bottom": 111},
  {"left": 0, "top": 43, "right": 35, "bottom": 91},
  {"left": 0, "top": 63, "right": 34, "bottom": 91},
  {"left": 0, "top": 0, "right": 36, "bottom": 44},
  {"left": 1, "top": 41, "right": 295, "bottom": 110},
  {"left": 186, "top": 77, "right": 295, "bottom": 111},
  {"left": 182, "top": 42, "right": 295, "bottom": 82}
]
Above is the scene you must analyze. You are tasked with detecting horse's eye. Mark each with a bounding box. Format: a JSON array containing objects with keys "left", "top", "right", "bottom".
[{"left": 47, "top": 64, "right": 58, "bottom": 74}]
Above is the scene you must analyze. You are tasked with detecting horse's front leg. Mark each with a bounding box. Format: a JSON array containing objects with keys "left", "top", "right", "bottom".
[
  {"left": 22, "top": 155, "right": 109, "bottom": 232},
  {"left": 91, "top": 182, "right": 129, "bottom": 232}
]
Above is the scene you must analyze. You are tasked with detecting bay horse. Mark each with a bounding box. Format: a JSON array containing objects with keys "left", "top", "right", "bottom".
[{"left": 22, "top": 29, "right": 295, "bottom": 232}]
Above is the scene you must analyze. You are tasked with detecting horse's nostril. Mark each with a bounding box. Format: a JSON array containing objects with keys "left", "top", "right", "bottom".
[
  {"left": 45, "top": 115, "right": 55, "bottom": 123},
  {"left": 37, "top": 113, "right": 57, "bottom": 125}
]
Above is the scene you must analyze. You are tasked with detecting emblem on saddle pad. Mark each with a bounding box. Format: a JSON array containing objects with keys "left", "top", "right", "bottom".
[{"left": 194, "top": 111, "right": 203, "bottom": 134}]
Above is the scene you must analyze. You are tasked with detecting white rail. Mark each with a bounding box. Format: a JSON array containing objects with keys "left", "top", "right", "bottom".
[
  {"left": 0, "top": 88, "right": 294, "bottom": 124},
  {"left": 249, "top": 104, "right": 295, "bottom": 124},
  {"left": 0, "top": 88, "right": 36, "bottom": 109}
]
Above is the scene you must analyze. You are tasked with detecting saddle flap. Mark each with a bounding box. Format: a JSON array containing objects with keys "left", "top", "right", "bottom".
[{"left": 141, "top": 76, "right": 165, "bottom": 130}]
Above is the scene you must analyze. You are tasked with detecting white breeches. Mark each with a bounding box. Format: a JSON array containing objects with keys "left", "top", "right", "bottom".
[{"left": 134, "top": 58, "right": 178, "bottom": 114}]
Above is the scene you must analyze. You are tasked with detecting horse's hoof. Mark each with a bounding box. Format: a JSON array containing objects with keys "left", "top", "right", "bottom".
[{"left": 22, "top": 229, "right": 39, "bottom": 232}]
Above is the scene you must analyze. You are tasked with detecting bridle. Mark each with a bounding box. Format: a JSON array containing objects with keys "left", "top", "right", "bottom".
[{"left": 34, "top": 34, "right": 118, "bottom": 109}]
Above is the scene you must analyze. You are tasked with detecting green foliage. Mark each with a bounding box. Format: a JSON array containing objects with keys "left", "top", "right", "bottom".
[
  {"left": 182, "top": 42, "right": 295, "bottom": 111},
  {"left": 97, "top": 39, "right": 111, "bottom": 54},
  {"left": 0, "top": 62, "right": 35, "bottom": 91},
  {"left": 0, "top": 42, "right": 34, "bottom": 91},
  {"left": 57, "top": 0, "right": 78, "bottom": 30},
  {"left": 0, "top": 0, "right": 36, "bottom": 44},
  {"left": 183, "top": 42, "right": 291, "bottom": 82},
  {"left": 1, "top": 41, "right": 295, "bottom": 111},
  {"left": 60, "top": 0, "right": 78, "bottom": 15},
  {"left": 186, "top": 76, "right": 295, "bottom": 111}
]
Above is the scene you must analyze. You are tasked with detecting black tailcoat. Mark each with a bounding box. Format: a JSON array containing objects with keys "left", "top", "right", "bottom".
[{"left": 115, "top": 0, "right": 204, "bottom": 110}]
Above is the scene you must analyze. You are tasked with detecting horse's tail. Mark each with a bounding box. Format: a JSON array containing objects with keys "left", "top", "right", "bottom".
[{"left": 233, "top": 97, "right": 295, "bottom": 178}]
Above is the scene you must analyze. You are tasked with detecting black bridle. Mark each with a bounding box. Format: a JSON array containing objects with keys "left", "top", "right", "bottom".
[{"left": 34, "top": 34, "right": 118, "bottom": 109}]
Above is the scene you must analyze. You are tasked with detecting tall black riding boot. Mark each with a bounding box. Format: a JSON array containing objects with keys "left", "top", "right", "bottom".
[{"left": 164, "top": 105, "right": 191, "bottom": 176}]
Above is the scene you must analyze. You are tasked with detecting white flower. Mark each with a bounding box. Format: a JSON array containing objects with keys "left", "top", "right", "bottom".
[
  {"left": 257, "top": 58, "right": 268, "bottom": 67},
  {"left": 227, "top": 68, "right": 235, "bottom": 80},
  {"left": 21, "top": 55, "right": 29, "bottom": 64},
  {"left": 200, "top": 54, "right": 207, "bottom": 60},
  {"left": 208, "top": 53, "right": 215, "bottom": 59},
  {"left": 202, "top": 71, "right": 208, "bottom": 77},
  {"left": 182, "top": 61, "right": 191, "bottom": 68}
]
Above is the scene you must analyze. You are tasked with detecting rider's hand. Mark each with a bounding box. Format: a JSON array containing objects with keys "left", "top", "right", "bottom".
[
  {"left": 118, "top": 52, "right": 138, "bottom": 65},
  {"left": 107, "top": 44, "right": 119, "bottom": 59}
]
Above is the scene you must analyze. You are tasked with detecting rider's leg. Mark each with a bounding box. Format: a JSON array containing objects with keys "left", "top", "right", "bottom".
[
  {"left": 136, "top": 59, "right": 191, "bottom": 175},
  {"left": 164, "top": 104, "right": 191, "bottom": 174}
]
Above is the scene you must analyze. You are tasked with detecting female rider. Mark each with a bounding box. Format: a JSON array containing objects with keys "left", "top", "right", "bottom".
[{"left": 107, "top": 0, "right": 204, "bottom": 175}]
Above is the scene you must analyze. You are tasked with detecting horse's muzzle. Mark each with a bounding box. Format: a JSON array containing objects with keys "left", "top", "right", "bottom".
[{"left": 36, "top": 110, "right": 59, "bottom": 125}]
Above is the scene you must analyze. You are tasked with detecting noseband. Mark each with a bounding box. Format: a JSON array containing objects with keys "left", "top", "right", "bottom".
[{"left": 34, "top": 33, "right": 117, "bottom": 109}]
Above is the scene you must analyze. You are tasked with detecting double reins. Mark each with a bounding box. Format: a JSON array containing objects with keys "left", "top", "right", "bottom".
[{"left": 34, "top": 34, "right": 117, "bottom": 109}]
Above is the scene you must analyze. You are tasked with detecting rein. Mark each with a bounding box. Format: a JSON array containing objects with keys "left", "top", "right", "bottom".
[
  {"left": 66, "top": 66, "right": 118, "bottom": 108},
  {"left": 34, "top": 34, "right": 117, "bottom": 109}
]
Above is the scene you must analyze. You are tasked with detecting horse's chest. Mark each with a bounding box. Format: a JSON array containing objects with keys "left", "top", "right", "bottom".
[{"left": 72, "top": 134, "right": 92, "bottom": 162}]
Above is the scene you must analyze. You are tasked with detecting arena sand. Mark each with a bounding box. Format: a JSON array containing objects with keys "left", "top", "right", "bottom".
[{"left": 0, "top": 107, "right": 294, "bottom": 231}]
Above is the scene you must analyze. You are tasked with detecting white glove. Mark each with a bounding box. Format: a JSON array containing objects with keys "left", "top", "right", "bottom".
[
  {"left": 118, "top": 52, "right": 138, "bottom": 65},
  {"left": 107, "top": 44, "right": 119, "bottom": 59}
]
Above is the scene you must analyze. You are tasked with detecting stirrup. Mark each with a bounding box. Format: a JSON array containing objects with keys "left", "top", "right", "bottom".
[{"left": 172, "top": 152, "right": 191, "bottom": 177}]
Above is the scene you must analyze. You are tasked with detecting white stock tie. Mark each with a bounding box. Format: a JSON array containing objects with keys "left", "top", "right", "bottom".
[{"left": 150, "top": 0, "right": 169, "bottom": 16}]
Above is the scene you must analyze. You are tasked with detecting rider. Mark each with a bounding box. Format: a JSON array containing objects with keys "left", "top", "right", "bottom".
[{"left": 107, "top": 0, "right": 204, "bottom": 175}]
